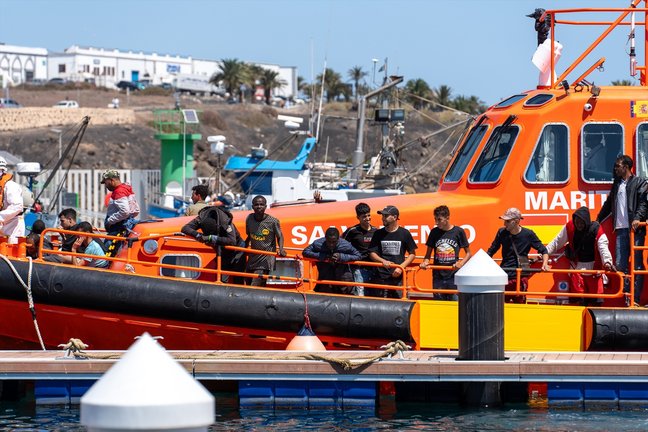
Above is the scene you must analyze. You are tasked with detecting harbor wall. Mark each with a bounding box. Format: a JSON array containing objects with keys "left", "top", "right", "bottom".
[{"left": 0, "top": 107, "right": 135, "bottom": 131}]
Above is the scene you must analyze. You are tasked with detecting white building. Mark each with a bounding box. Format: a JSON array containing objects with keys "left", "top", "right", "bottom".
[
  {"left": 47, "top": 45, "right": 297, "bottom": 97},
  {"left": 0, "top": 43, "right": 48, "bottom": 86}
]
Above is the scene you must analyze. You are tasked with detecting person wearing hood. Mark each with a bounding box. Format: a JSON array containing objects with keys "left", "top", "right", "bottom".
[
  {"left": 182, "top": 205, "right": 243, "bottom": 284},
  {"left": 547, "top": 207, "right": 615, "bottom": 306}
]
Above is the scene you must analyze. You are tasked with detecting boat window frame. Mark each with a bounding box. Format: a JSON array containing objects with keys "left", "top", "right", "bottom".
[
  {"left": 443, "top": 123, "right": 489, "bottom": 184},
  {"left": 468, "top": 124, "right": 520, "bottom": 184},
  {"left": 523, "top": 122, "right": 570, "bottom": 185},
  {"left": 580, "top": 121, "right": 625, "bottom": 185},
  {"left": 493, "top": 94, "right": 528, "bottom": 109},
  {"left": 635, "top": 122, "right": 648, "bottom": 178},
  {"left": 159, "top": 253, "right": 203, "bottom": 279},
  {"left": 523, "top": 93, "right": 554, "bottom": 108}
]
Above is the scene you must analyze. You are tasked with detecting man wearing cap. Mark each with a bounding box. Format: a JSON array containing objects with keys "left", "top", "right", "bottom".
[
  {"left": 101, "top": 169, "right": 140, "bottom": 256},
  {"left": 487, "top": 207, "right": 550, "bottom": 303},
  {"left": 0, "top": 156, "right": 25, "bottom": 244},
  {"left": 368, "top": 205, "right": 417, "bottom": 298}
]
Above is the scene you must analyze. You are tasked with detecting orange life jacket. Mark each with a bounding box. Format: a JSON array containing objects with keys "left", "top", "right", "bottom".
[{"left": 0, "top": 172, "right": 13, "bottom": 208}]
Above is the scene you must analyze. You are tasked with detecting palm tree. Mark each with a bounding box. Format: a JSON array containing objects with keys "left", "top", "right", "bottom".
[
  {"left": 242, "top": 64, "right": 264, "bottom": 103},
  {"left": 210, "top": 58, "right": 246, "bottom": 100},
  {"left": 452, "top": 95, "right": 487, "bottom": 114},
  {"left": 260, "top": 68, "right": 287, "bottom": 105},
  {"left": 611, "top": 79, "right": 635, "bottom": 86},
  {"left": 404, "top": 78, "right": 432, "bottom": 110},
  {"left": 347, "top": 66, "right": 368, "bottom": 99},
  {"left": 433, "top": 85, "right": 453, "bottom": 109},
  {"left": 297, "top": 76, "right": 308, "bottom": 93},
  {"left": 316, "top": 68, "right": 344, "bottom": 102}
]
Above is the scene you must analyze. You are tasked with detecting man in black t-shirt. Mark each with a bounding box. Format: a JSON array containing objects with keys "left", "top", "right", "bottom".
[
  {"left": 342, "top": 202, "right": 377, "bottom": 296},
  {"left": 487, "top": 207, "right": 550, "bottom": 303},
  {"left": 369, "top": 205, "right": 417, "bottom": 298},
  {"left": 420, "top": 205, "right": 471, "bottom": 300}
]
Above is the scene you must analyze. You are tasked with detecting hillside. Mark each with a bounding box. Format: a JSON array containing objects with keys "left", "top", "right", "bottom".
[{"left": 0, "top": 86, "right": 470, "bottom": 193}]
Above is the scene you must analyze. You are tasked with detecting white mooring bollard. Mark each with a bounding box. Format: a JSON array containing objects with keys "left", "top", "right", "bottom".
[{"left": 80, "top": 333, "right": 215, "bottom": 431}]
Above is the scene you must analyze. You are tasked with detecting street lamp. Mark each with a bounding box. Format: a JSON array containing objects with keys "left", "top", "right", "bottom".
[
  {"left": 372, "top": 58, "right": 378, "bottom": 87},
  {"left": 208, "top": 135, "right": 226, "bottom": 195}
]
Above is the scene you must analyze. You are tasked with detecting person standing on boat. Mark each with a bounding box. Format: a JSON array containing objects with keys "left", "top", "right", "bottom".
[
  {"left": 181, "top": 206, "right": 242, "bottom": 283},
  {"left": 303, "top": 227, "right": 361, "bottom": 294},
  {"left": 101, "top": 169, "right": 140, "bottom": 257},
  {"left": 0, "top": 156, "right": 25, "bottom": 244},
  {"left": 342, "top": 202, "right": 377, "bottom": 296},
  {"left": 70, "top": 222, "right": 109, "bottom": 268},
  {"left": 546, "top": 207, "right": 614, "bottom": 306},
  {"left": 487, "top": 208, "right": 550, "bottom": 304},
  {"left": 245, "top": 195, "right": 286, "bottom": 287},
  {"left": 420, "top": 205, "right": 472, "bottom": 301},
  {"left": 596, "top": 155, "right": 648, "bottom": 306},
  {"left": 185, "top": 184, "right": 210, "bottom": 216},
  {"left": 368, "top": 205, "right": 417, "bottom": 299}
]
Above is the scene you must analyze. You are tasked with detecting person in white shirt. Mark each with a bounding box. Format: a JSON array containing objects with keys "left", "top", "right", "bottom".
[{"left": 0, "top": 157, "right": 25, "bottom": 244}]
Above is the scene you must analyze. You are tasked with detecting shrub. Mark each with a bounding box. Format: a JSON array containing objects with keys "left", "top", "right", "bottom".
[{"left": 201, "top": 110, "right": 228, "bottom": 130}]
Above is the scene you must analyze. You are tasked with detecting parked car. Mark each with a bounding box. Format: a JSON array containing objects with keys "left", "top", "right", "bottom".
[
  {"left": 0, "top": 98, "right": 21, "bottom": 108},
  {"left": 116, "top": 81, "right": 145, "bottom": 91},
  {"left": 52, "top": 100, "right": 79, "bottom": 108},
  {"left": 48, "top": 78, "right": 68, "bottom": 85}
]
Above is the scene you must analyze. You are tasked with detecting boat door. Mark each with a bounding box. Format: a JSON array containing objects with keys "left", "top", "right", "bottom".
[{"left": 273, "top": 177, "right": 297, "bottom": 202}]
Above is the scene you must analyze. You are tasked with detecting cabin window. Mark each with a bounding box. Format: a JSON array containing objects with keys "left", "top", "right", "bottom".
[
  {"left": 160, "top": 254, "right": 201, "bottom": 279},
  {"left": 524, "top": 94, "right": 554, "bottom": 107},
  {"left": 444, "top": 125, "right": 487, "bottom": 182},
  {"left": 636, "top": 123, "right": 648, "bottom": 177},
  {"left": 581, "top": 123, "right": 623, "bottom": 183},
  {"left": 469, "top": 125, "right": 519, "bottom": 183},
  {"left": 525, "top": 124, "right": 569, "bottom": 183},
  {"left": 494, "top": 94, "right": 527, "bottom": 108}
]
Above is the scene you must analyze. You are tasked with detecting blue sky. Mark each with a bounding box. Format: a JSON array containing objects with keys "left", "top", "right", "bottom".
[{"left": 1, "top": 0, "right": 640, "bottom": 104}]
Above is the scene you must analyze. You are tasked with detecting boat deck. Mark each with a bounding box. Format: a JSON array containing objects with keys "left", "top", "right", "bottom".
[{"left": 1, "top": 350, "right": 647, "bottom": 382}]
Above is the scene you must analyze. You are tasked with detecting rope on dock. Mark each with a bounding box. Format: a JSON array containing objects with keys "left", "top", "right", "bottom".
[
  {"left": 70, "top": 340, "right": 412, "bottom": 370},
  {"left": 0, "top": 255, "right": 46, "bottom": 350}
]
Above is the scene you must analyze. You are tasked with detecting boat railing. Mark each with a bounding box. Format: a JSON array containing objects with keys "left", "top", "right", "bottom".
[
  {"left": 27, "top": 228, "right": 631, "bottom": 304},
  {"left": 414, "top": 260, "right": 626, "bottom": 304},
  {"left": 629, "top": 222, "right": 648, "bottom": 306},
  {"left": 296, "top": 253, "right": 410, "bottom": 298},
  {"left": 544, "top": 4, "right": 648, "bottom": 88},
  {"left": 27, "top": 230, "right": 409, "bottom": 294}
]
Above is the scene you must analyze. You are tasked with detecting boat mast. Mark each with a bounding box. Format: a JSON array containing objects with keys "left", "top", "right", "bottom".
[{"left": 351, "top": 76, "right": 403, "bottom": 184}]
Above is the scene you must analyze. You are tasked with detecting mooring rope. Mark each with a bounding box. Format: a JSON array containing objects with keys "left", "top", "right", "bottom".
[
  {"left": 0, "top": 255, "right": 46, "bottom": 350},
  {"left": 70, "top": 340, "right": 412, "bottom": 370}
]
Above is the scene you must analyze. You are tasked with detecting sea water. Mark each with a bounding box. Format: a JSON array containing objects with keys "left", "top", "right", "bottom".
[{"left": 3, "top": 396, "right": 648, "bottom": 431}]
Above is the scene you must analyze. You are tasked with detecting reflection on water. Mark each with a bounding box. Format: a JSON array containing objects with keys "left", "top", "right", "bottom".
[{"left": 2, "top": 395, "right": 648, "bottom": 431}]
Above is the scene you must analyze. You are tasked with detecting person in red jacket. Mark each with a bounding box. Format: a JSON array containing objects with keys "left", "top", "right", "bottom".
[
  {"left": 546, "top": 206, "right": 615, "bottom": 305},
  {"left": 101, "top": 169, "right": 140, "bottom": 256}
]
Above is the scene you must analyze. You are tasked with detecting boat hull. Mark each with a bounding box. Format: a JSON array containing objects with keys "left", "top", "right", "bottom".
[{"left": 0, "top": 259, "right": 414, "bottom": 350}]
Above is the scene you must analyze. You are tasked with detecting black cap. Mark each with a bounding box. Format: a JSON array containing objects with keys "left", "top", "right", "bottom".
[
  {"left": 377, "top": 205, "right": 399, "bottom": 217},
  {"left": 526, "top": 8, "right": 545, "bottom": 19}
]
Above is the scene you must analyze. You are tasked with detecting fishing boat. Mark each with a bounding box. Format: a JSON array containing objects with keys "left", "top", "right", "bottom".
[{"left": 2, "top": 4, "right": 648, "bottom": 352}]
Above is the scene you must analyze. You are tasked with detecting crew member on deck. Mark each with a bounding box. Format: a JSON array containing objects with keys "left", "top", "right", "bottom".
[{"left": 0, "top": 156, "right": 25, "bottom": 244}]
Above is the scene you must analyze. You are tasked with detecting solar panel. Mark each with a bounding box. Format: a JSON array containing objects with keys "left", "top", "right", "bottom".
[{"left": 182, "top": 109, "right": 199, "bottom": 124}]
